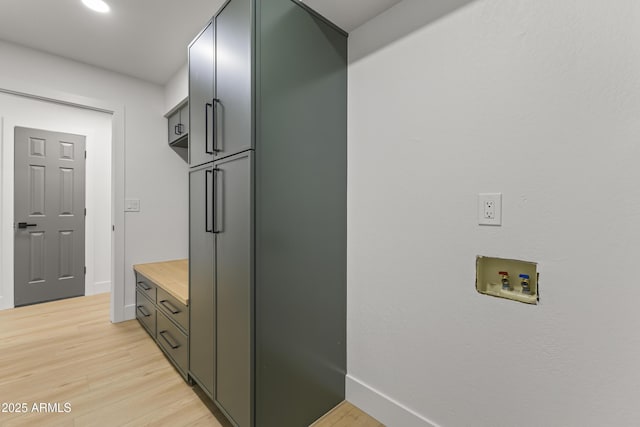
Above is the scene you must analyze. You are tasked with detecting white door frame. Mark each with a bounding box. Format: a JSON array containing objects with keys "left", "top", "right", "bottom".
[{"left": 0, "top": 78, "right": 126, "bottom": 323}]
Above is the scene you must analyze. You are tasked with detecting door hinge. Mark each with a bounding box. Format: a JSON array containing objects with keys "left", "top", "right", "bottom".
[
  {"left": 84, "top": 151, "right": 87, "bottom": 159},
  {"left": 84, "top": 208, "right": 87, "bottom": 216},
  {"left": 112, "top": 225, "right": 115, "bottom": 231},
  {"left": 84, "top": 266, "right": 87, "bottom": 275}
]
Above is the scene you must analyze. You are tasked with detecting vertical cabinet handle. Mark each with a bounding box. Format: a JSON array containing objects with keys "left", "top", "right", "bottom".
[
  {"left": 205, "top": 99, "right": 220, "bottom": 155},
  {"left": 205, "top": 102, "right": 213, "bottom": 154},
  {"left": 213, "top": 168, "right": 221, "bottom": 234},
  {"left": 212, "top": 98, "right": 220, "bottom": 153},
  {"left": 205, "top": 169, "right": 213, "bottom": 233}
]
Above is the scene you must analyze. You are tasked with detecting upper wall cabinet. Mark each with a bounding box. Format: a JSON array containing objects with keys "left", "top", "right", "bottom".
[
  {"left": 188, "top": 3, "right": 253, "bottom": 168},
  {"left": 168, "top": 101, "right": 189, "bottom": 144},
  {"left": 165, "top": 99, "right": 189, "bottom": 162}
]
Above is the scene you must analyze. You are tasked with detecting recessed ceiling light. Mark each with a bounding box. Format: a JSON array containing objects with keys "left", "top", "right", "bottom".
[{"left": 82, "top": 0, "right": 110, "bottom": 13}]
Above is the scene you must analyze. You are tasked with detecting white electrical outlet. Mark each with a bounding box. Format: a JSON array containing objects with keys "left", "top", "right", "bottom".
[
  {"left": 478, "top": 193, "right": 502, "bottom": 226},
  {"left": 484, "top": 200, "right": 495, "bottom": 219}
]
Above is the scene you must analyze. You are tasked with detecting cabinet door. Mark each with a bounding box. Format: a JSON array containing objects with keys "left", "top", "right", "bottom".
[
  {"left": 189, "top": 166, "right": 215, "bottom": 397},
  {"left": 215, "top": 0, "right": 252, "bottom": 159},
  {"left": 179, "top": 103, "right": 189, "bottom": 137},
  {"left": 189, "top": 21, "right": 215, "bottom": 167},
  {"left": 214, "top": 151, "right": 252, "bottom": 427},
  {"left": 168, "top": 110, "right": 181, "bottom": 144}
]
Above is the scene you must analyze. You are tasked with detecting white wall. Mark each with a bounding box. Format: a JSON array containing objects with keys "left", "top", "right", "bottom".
[
  {"left": 347, "top": 1, "right": 640, "bottom": 426},
  {"left": 0, "top": 93, "right": 112, "bottom": 307},
  {"left": 0, "top": 40, "right": 189, "bottom": 318},
  {"left": 165, "top": 63, "right": 188, "bottom": 114}
]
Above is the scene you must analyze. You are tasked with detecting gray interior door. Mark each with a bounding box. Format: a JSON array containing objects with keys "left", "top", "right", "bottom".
[
  {"left": 214, "top": 151, "right": 252, "bottom": 427},
  {"left": 14, "top": 127, "right": 86, "bottom": 307},
  {"left": 189, "top": 164, "right": 215, "bottom": 397}
]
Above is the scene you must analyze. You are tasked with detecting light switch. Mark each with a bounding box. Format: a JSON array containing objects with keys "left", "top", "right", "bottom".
[
  {"left": 478, "top": 193, "right": 502, "bottom": 226},
  {"left": 125, "top": 199, "right": 140, "bottom": 212}
]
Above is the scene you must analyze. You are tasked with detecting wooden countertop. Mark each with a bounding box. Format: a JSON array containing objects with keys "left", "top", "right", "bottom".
[{"left": 133, "top": 259, "right": 188, "bottom": 306}]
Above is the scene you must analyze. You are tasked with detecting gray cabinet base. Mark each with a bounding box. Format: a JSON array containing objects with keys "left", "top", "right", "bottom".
[{"left": 135, "top": 272, "right": 190, "bottom": 383}]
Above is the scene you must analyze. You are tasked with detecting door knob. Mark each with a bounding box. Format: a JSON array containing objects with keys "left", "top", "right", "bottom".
[{"left": 17, "top": 222, "right": 37, "bottom": 229}]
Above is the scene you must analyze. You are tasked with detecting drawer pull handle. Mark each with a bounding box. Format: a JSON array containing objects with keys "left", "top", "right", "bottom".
[
  {"left": 137, "top": 281, "right": 151, "bottom": 291},
  {"left": 136, "top": 305, "right": 151, "bottom": 317},
  {"left": 160, "top": 300, "right": 180, "bottom": 315},
  {"left": 159, "top": 330, "right": 180, "bottom": 349}
]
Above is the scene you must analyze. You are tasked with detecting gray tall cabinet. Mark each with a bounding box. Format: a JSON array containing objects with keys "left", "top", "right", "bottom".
[{"left": 188, "top": 1, "right": 347, "bottom": 426}]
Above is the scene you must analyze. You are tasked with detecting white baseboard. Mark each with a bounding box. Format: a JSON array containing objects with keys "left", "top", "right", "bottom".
[
  {"left": 123, "top": 303, "right": 136, "bottom": 321},
  {"left": 346, "top": 375, "right": 439, "bottom": 427},
  {"left": 92, "top": 281, "right": 111, "bottom": 294}
]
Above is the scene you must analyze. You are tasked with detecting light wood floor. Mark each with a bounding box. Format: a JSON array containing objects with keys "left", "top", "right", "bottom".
[{"left": 0, "top": 293, "right": 382, "bottom": 427}]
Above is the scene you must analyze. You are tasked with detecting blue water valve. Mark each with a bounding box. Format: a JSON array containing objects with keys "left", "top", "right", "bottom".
[{"left": 519, "top": 274, "right": 531, "bottom": 294}]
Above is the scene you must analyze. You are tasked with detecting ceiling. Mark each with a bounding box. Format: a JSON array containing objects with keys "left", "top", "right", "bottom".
[{"left": 0, "top": 0, "right": 401, "bottom": 85}]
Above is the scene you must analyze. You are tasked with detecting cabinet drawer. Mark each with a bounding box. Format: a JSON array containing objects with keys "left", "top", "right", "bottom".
[
  {"left": 136, "top": 274, "right": 156, "bottom": 303},
  {"left": 135, "top": 290, "right": 156, "bottom": 338},
  {"left": 157, "top": 287, "right": 188, "bottom": 331},
  {"left": 157, "top": 311, "right": 188, "bottom": 376}
]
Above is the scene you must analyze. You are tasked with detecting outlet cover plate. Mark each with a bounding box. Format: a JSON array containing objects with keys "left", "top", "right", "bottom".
[
  {"left": 478, "top": 193, "right": 502, "bottom": 226},
  {"left": 125, "top": 198, "right": 140, "bottom": 212}
]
